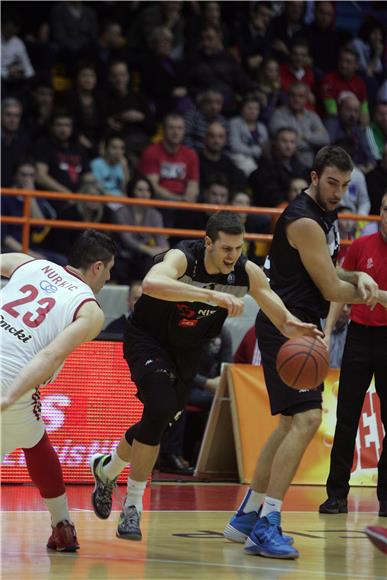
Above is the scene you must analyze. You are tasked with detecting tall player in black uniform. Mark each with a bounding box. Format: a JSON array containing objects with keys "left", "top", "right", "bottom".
[
  {"left": 224, "top": 146, "right": 387, "bottom": 559},
  {"left": 88, "top": 211, "right": 324, "bottom": 541}
]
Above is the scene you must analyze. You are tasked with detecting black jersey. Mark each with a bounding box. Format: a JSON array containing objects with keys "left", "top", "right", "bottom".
[
  {"left": 130, "top": 239, "right": 249, "bottom": 349},
  {"left": 264, "top": 191, "right": 339, "bottom": 319}
]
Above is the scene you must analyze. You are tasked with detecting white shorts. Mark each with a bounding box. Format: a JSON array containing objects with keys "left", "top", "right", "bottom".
[{"left": 1, "top": 388, "right": 45, "bottom": 458}]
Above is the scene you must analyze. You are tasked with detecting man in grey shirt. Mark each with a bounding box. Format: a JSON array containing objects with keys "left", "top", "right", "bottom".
[{"left": 270, "top": 82, "right": 330, "bottom": 167}]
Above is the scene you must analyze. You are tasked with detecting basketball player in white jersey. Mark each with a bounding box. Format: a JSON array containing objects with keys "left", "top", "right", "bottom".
[{"left": 1, "top": 229, "right": 116, "bottom": 552}]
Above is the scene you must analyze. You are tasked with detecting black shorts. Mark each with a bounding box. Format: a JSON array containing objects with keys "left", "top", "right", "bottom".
[
  {"left": 123, "top": 320, "right": 202, "bottom": 410},
  {"left": 255, "top": 309, "right": 323, "bottom": 416}
]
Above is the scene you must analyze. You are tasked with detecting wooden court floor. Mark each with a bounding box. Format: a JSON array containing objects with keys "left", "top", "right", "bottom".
[{"left": 1, "top": 483, "right": 386, "bottom": 579}]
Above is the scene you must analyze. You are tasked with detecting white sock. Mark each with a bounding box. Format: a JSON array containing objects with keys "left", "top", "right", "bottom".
[
  {"left": 44, "top": 492, "right": 71, "bottom": 526},
  {"left": 125, "top": 477, "right": 147, "bottom": 512},
  {"left": 239, "top": 488, "right": 265, "bottom": 514},
  {"left": 261, "top": 496, "right": 283, "bottom": 518},
  {"left": 102, "top": 450, "right": 129, "bottom": 481}
]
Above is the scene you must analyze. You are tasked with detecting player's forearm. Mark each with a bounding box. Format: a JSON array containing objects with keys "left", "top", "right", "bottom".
[
  {"left": 326, "top": 279, "right": 384, "bottom": 304},
  {"left": 142, "top": 273, "right": 213, "bottom": 303},
  {"left": 324, "top": 302, "right": 344, "bottom": 336}
]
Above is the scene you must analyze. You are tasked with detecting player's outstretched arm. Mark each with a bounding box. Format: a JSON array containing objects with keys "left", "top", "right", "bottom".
[
  {"left": 246, "top": 261, "right": 323, "bottom": 340},
  {"left": 0, "top": 253, "right": 34, "bottom": 278},
  {"left": 1, "top": 302, "right": 104, "bottom": 411},
  {"left": 142, "top": 249, "right": 244, "bottom": 316},
  {"left": 287, "top": 218, "right": 386, "bottom": 306}
]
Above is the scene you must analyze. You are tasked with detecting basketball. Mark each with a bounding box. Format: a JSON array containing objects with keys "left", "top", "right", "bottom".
[{"left": 276, "top": 337, "right": 329, "bottom": 390}]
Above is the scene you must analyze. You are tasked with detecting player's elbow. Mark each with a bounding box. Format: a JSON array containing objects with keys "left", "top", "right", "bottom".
[{"left": 142, "top": 276, "right": 160, "bottom": 297}]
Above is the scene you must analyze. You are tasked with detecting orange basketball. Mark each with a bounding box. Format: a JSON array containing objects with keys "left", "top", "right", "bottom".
[{"left": 276, "top": 337, "right": 329, "bottom": 390}]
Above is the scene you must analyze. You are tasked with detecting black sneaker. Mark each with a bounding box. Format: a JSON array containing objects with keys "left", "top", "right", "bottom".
[
  {"left": 90, "top": 453, "right": 117, "bottom": 519},
  {"left": 379, "top": 500, "right": 387, "bottom": 517},
  {"left": 319, "top": 497, "right": 348, "bottom": 514},
  {"left": 116, "top": 505, "right": 142, "bottom": 540}
]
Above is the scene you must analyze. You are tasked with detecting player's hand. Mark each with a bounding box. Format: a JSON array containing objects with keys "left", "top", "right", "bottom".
[
  {"left": 356, "top": 272, "right": 379, "bottom": 306},
  {"left": 211, "top": 291, "right": 244, "bottom": 317},
  {"left": 282, "top": 318, "right": 325, "bottom": 345},
  {"left": 1, "top": 396, "right": 12, "bottom": 412}
]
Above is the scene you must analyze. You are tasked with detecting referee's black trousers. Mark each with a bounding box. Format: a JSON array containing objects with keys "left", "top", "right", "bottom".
[{"left": 326, "top": 321, "right": 387, "bottom": 501}]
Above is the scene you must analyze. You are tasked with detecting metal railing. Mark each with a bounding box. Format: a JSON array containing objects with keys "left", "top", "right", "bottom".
[{"left": 1, "top": 187, "right": 380, "bottom": 253}]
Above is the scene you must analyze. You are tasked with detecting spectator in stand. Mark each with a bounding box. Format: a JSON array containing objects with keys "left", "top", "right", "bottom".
[
  {"left": 140, "top": 26, "right": 192, "bottom": 122},
  {"left": 231, "top": 191, "right": 271, "bottom": 265},
  {"left": 188, "top": 25, "right": 255, "bottom": 115},
  {"left": 127, "top": 1, "right": 185, "bottom": 65},
  {"left": 288, "top": 177, "right": 308, "bottom": 202},
  {"left": 255, "top": 58, "right": 286, "bottom": 125},
  {"left": 320, "top": 47, "right": 369, "bottom": 124},
  {"left": 350, "top": 21, "right": 385, "bottom": 79},
  {"left": 35, "top": 110, "right": 91, "bottom": 213},
  {"left": 1, "top": 12, "right": 35, "bottom": 97},
  {"left": 267, "top": 1, "right": 308, "bottom": 62},
  {"left": 184, "top": 89, "right": 228, "bottom": 151},
  {"left": 270, "top": 82, "right": 329, "bottom": 168},
  {"left": 90, "top": 135, "right": 130, "bottom": 198},
  {"left": 234, "top": 326, "right": 261, "bottom": 365},
  {"left": 104, "top": 61, "right": 156, "bottom": 158},
  {"left": 109, "top": 175, "right": 169, "bottom": 284},
  {"left": 279, "top": 38, "right": 315, "bottom": 108},
  {"left": 366, "top": 101, "right": 387, "bottom": 162},
  {"left": 304, "top": 1, "right": 341, "bottom": 79},
  {"left": 39, "top": 173, "right": 106, "bottom": 257},
  {"left": 174, "top": 174, "right": 230, "bottom": 235},
  {"left": 229, "top": 97, "right": 269, "bottom": 176},
  {"left": 1, "top": 159, "right": 66, "bottom": 265},
  {"left": 341, "top": 165, "right": 370, "bottom": 216},
  {"left": 201, "top": 2, "right": 230, "bottom": 43},
  {"left": 249, "top": 127, "right": 308, "bottom": 208},
  {"left": 25, "top": 78, "right": 55, "bottom": 141},
  {"left": 62, "top": 62, "right": 106, "bottom": 158},
  {"left": 366, "top": 144, "right": 387, "bottom": 215},
  {"left": 199, "top": 122, "right": 247, "bottom": 193},
  {"left": 1, "top": 97, "right": 31, "bottom": 187},
  {"left": 234, "top": 2, "right": 274, "bottom": 75},
  {"left": 327, "top": 304, "right": 351, "bottom": 368},
  {"left": 325, "top": 93, "right": 375, "bottom": 171},
  {"left": 102, "top": 280, "right": 143, "bottom": 337},
  {"left": 138, "top": 113, "right": 199, "bottom": 216},
  {"left": 50, "top": 1, "right": 98, "bottom": 67},
  {"left": 84, "top": 20, "right": 128, "bottom": 84}
]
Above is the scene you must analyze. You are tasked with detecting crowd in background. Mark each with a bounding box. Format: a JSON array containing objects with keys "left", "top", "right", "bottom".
[{"left": 2, "top": 0, "right": 387, "bottom": 284}]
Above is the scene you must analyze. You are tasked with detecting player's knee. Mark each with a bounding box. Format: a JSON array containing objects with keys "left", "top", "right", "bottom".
[
  {"left": 293, "top": 408, "right": 322, "bottom": 436},
  {"left": 132, "top": 372, "right": 182, "bottom": 445},
  {"left": 135, "top": 412, "right": 175, "bottom": 445}
]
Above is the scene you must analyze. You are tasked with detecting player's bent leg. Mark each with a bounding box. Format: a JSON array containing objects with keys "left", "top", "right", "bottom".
[{"left": 23, "top": 431, "right": 79, "bottom": 552}]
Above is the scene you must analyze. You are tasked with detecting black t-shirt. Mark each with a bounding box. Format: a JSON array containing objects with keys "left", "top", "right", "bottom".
[
  {"left": 264, "top": 191, "right": 339, "bottom": 319},
  {"left": 131, "top": 239, "right": 249, "bottom": 349},
  {"left": 35, "top": 137, "right": 90, "bottom": 199}
]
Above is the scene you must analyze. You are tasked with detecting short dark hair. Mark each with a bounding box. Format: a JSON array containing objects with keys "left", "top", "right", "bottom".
[
  {"left": 163, "top": 112, "right": 184, "bottom": 127},
  {"left": 203, "top": 173, "right": 230, "bottom": 191},
  {"left": 312, "top": 146, "right": 353, "bottom": 177},
  {"left": 68, "top": 230, "right": 117, "bottom": 269},
  {"left": 206, "top": 211, "right": 244, "bottom": 242}
]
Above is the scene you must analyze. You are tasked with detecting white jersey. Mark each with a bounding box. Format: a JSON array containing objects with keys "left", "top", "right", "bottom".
[{"left": 0, "top": 259, "right": 97, "bottom": 395}]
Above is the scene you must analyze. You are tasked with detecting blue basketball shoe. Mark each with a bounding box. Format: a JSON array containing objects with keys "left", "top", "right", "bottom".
[
  {"left": 224, "top": 490, "right": 294, "bottom": 545},
  {"left": 244, "top": 511, "right": 299, "bottom": 559}
]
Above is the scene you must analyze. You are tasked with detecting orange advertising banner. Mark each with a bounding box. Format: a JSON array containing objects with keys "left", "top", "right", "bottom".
[
  {"left": 1, "top": 341, "right": 143, "bottom": 483},
  {"left": 228, "top": 365, "right": 383, "bottom": 485}
]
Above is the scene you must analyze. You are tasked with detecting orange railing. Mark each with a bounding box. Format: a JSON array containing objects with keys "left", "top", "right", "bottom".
[{"left": 1, "top": 188, "right": 380, "bottom": 253}]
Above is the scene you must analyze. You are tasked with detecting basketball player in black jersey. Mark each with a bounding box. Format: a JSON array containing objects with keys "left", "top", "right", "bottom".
[
  {"left": 88, "top": 211, "right": 324, "bottom": 541},
  {"left": 224, "top": 146, "right": 387, "bottom": 559}
]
